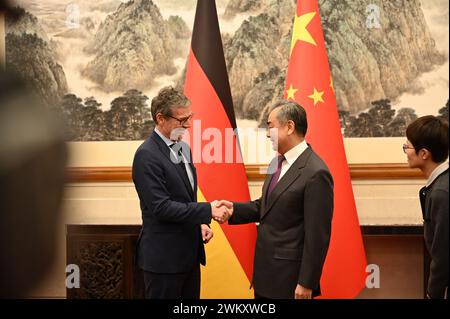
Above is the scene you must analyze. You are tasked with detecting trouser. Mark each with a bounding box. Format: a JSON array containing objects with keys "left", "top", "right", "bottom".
[{"left": 143, "top": 264, "right": 200, "bottom": 299}]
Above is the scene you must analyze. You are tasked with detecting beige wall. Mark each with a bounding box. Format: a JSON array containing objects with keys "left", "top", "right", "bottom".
[
  {"left": 61, "top": 179, "right": 424, "bottom": 226},
  {"left": 67, "top": 138, "right": 410, "bottom": 167}
]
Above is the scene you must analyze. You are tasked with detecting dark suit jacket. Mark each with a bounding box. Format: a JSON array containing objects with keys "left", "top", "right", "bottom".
[
  {"left": 229, "top": 146, "right": 333, "bottom": 298},
  {"left": 420, "top": 169, "right": 449, "bottom": 299},
  {"left": 132, "top": 131, "right": 212, "bottom": 274}
]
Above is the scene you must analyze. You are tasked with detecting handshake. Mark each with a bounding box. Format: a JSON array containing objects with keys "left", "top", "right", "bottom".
[{"left": 211, "top": 200, "right": 233, "bottom": 224}]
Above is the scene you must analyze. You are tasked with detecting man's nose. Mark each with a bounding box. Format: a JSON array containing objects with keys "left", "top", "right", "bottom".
[{"left": 183, "top": 118, "right": 192, "bottom": 128}]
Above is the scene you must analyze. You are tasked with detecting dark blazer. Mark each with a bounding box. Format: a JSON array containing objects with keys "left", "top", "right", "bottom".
[
  {"left": 420, "top": 169, "right": 449, "bottom": 299},
  {"left": 229, "top": 146, "right": 333, "bottom": 299},
  {"left": 132, "top": 131, "right": 212, "bottom": 274}
]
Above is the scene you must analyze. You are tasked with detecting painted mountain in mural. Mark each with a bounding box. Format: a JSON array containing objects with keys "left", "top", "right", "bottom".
[{"left": 83, "top": 0, "right": 189, "bottom": 92}]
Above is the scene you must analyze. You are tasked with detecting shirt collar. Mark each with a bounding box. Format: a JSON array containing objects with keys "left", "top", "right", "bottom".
[
  {"left": 283, "top": 140, "right": 308, "bottom": 165},
  {"left": 154, "top": 127, "right": 175, "bottom": 147},
  {"left": 426, "top": 160, "right": 449, "bottom": 187}
]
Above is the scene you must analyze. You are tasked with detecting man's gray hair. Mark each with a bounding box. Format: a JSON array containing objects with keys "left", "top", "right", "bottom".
[
  {"left": 270, "top": 100, "right": 308, "bottom": 136},
  {"left": 151, "top": 86, "right": 190, "bottom": 124}
]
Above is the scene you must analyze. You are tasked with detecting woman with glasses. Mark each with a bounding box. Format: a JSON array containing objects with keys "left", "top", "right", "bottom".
[{"left": 404, "top": 115, "right": 449, "bottom": 299}]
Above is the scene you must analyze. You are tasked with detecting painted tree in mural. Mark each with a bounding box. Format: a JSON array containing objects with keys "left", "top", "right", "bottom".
[
  {"left": 104, "top": 89, "right": 153, "bottom": 140},
  {"left": 56, "top": 91, "right": 154, "bottom": 141},
  {"left": 438, "top": 100, "right": 449, "bottom": 120},
  {"left": 56, "top": 94, "right": 104, "bottom": 141},
  {"left": 344, "top": 99, "right": 393, "bottom": 137},
  {"left": 386, "top": 108, "right": 418, "bottom": 137},
  {"left": 338, "top": 110, "right": 350, "bottom": 130},
  {"left": 59, "top": 94, "right": 85, "bottom": 140},
  {"left": 81, "top": 97, "right": 104, "bottom": 141},
  {"left": 343, "top": 99, "right": 420, "bottom": 137},
  {"left": 345, "top": 112, "right": 375, "bottom": 137}
]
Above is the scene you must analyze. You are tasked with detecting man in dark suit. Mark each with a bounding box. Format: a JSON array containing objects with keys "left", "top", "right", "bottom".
[
  {"left": 132, "top": 86, "right": 230, "bottom": 299},
  {"left": 404, "top": 115, "right": 448, "bottom": 299},
  {"left": 217, "top": 100, "right": 334, "bottom": 299}
]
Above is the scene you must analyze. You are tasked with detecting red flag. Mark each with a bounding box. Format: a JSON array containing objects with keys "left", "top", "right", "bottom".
[
  {"left": 183, "top": 0, "right": 257, "bottom": 298},
  {"left": 285, "top": 0, "right": 367, "bottom": 298}
]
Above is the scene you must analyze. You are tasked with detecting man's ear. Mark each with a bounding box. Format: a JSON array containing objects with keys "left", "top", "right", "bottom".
[
  {"left": 156, "top": 113, "right": 164, "bottom": 124},
  {"left": 420, "top": 148, "right": 431, "bottom": 160},
  {"left": 287, "top": 120, "right": 295, "bottom": 135}
]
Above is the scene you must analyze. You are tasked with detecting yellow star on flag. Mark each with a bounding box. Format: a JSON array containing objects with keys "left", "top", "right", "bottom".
[
  {"left": 286, "top": 84, "right": 299, "bottom": 100},
  {"left": 290, "top": 11, "right": 317, "bottom": 55},
  {"left": 308, "top": 87, "right": 325, "bottom": 106}
]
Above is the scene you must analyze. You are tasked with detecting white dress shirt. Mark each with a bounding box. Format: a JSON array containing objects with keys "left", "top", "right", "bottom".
[
  {"left": 154, "top": 128, "right": 194, "bottom": 191},
  {"left": 277, "top": 140, "right": 309, "bottom": 182},
  {"left": 426, "top": 159, "right": 449, "bottom": 187}
]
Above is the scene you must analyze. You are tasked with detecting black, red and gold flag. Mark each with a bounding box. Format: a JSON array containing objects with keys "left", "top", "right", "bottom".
[{"left": 183, "top": 0, "right": 257, "bottom": 298}]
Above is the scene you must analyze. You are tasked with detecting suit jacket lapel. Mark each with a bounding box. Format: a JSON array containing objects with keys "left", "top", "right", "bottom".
[
  {"left": 182, "top": 145, "right": 197, "bottom": 200},
  {"left": 151, "top": 132, "right": 195, "bottom": 200},
  {"left": 260, "top": 156, "right": 280, "bottom": 213},
  {"left": 188, "top": 161, "right": 198, "bottom": 201},
  {"left": 262, "top": 148, "right": 313, "bottom": 220},
  {"left": 260, "top": 173, "right": 271, "bottom": 214}
]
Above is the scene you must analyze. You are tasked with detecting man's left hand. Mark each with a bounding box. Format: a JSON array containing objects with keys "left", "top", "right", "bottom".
[
  {"left": 295, "top": 284, "right": 312, "bottom": 299},
  {"left": 201, "top": 224, "right": 213, "bottom": 244}
]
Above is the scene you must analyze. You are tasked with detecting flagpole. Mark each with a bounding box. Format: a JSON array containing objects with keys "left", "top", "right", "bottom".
[{"left": 0, "top": 11, "right": 5, "bottom": 69}]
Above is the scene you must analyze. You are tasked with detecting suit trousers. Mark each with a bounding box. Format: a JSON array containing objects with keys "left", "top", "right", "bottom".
[
  {"left": 143, "top": 264, "right": 200, "bottom": 299},
  {"left": 254, "top": 291, "right": 270, "bottom": 299}
]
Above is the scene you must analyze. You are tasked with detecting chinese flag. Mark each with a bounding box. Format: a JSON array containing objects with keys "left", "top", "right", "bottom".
[
  {"left": 285, "top": 0, "right": 367, "bottom": 298},
  {"left": 183, "top": 0, "right": 257, "bottom": 298}
]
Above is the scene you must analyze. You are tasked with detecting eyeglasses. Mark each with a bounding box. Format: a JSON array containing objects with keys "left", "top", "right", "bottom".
[
  {"left": 402, "top": 144, "right": 415, "bottom": 153},
  {"left": 167, "top": 114, "right": 193, "bottom": 126}
]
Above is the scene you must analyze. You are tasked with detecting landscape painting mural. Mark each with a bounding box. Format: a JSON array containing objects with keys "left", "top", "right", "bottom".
[{"left": 4, "top": 0, "right": 449, "bottom": 140}]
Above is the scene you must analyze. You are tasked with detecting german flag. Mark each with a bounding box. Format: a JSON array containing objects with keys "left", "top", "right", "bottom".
[{"left": 183, "top": 0, "right": 257, "bottom": 298}]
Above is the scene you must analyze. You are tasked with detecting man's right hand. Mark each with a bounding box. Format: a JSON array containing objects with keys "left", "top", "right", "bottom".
[
  {"left": 211, "top": 200, "right": 233, "bottom": 223},
  {"left": 216, "top": 200, "right": 233, "bottom": 210}
]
